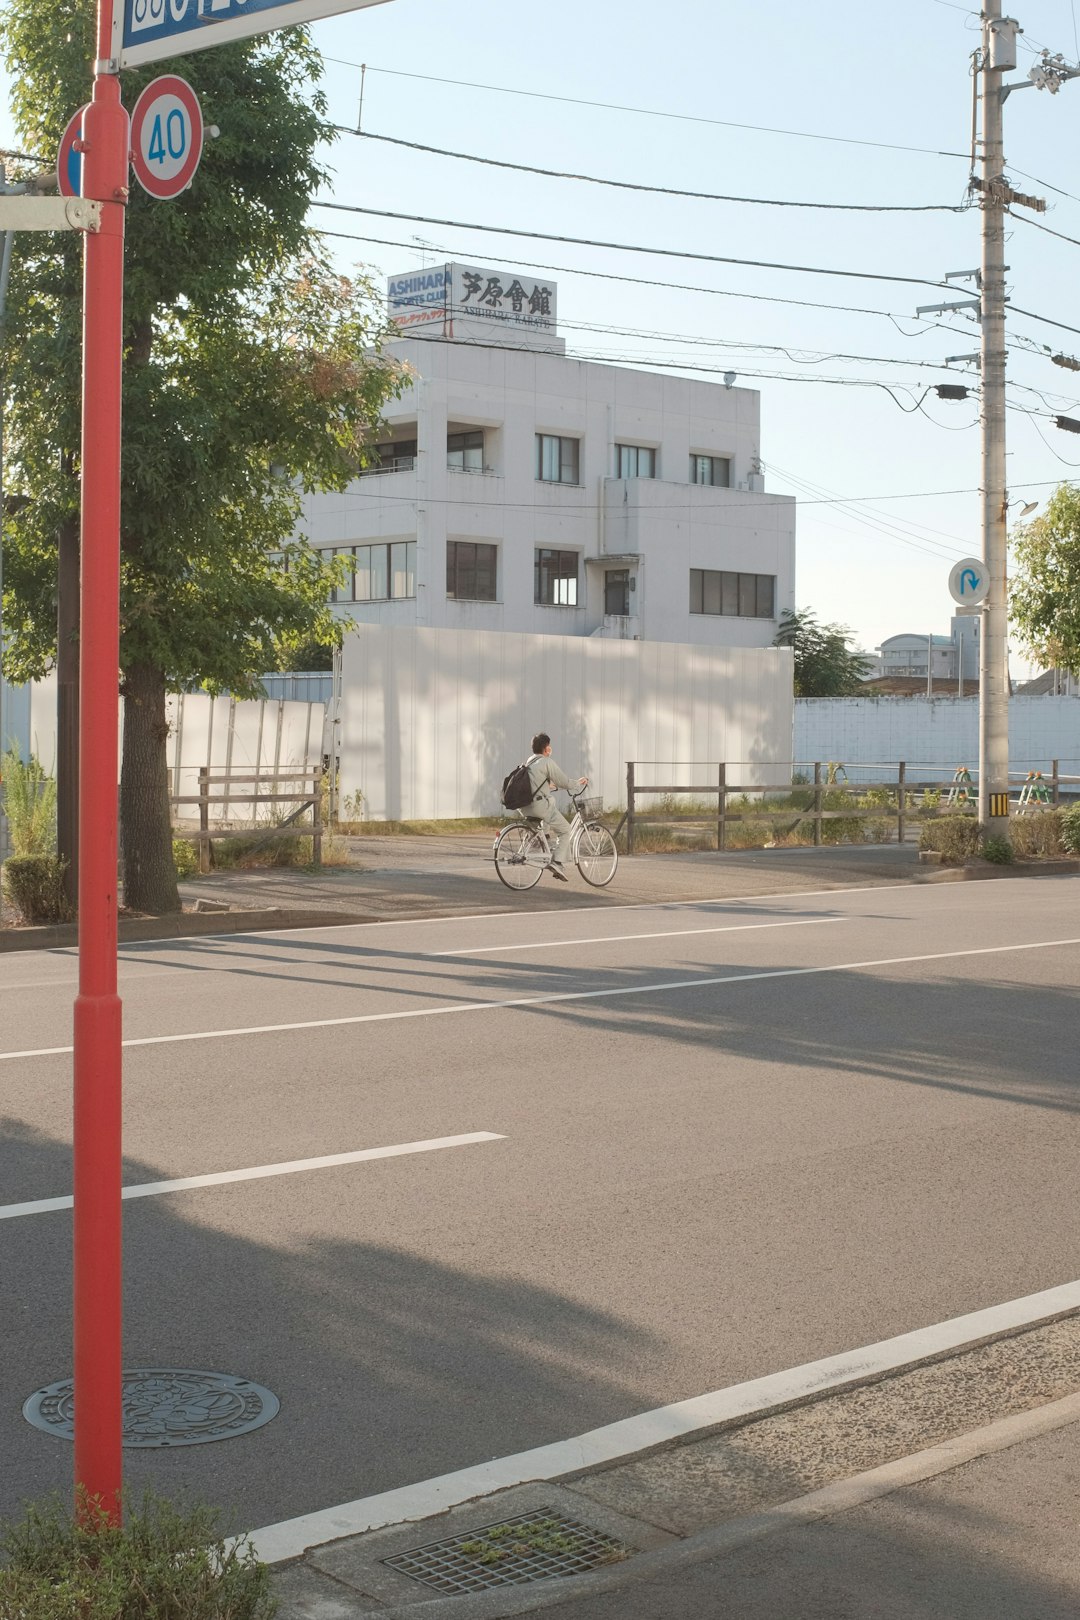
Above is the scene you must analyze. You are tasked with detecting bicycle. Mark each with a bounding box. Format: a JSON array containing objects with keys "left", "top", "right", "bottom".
[{"left": 493, "top": 786, "right": 619, "bottom": 891}]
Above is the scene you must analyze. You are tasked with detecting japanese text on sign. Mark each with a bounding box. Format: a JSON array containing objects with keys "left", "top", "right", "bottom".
[{"left": 387, "top": 262, "right": 558, "bottom": 335}]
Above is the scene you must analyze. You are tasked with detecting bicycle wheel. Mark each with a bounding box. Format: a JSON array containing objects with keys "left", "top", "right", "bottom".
[
  {"left": 574, "top": 821, "right": 618, "bottom": 887},
  {"left": 494, "top": 823, "right": 546, "bottom": 890}
]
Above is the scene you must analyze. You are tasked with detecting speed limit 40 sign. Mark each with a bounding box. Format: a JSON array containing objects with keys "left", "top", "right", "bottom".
[{"left": 130, "top": 75, "right": 203, "bottom": 199}]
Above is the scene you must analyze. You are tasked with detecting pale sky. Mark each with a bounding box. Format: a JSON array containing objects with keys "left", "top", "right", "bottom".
[{"left": 6, "top": 0, "right": 1080, "bottom": 670}]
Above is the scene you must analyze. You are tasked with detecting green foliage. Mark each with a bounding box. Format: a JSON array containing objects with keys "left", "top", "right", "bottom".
[
  {"left": 774, "top": 609, "right": 873, "bottom": 697},
  {"left": 1, "top": 751, "right": 56, "bottom": 856},
  {"left": 172, "top": 839, "right": 199, "bottom": 881},
  {"left": 1009, "top": 812, "right": 1064, "bottom": 859},
  {"left": 981, "top": 834, "right": 1014, "bottom": 865},
  {"left": 0, "top": 1491, "right": 275, "bottom": 1619},
  {"left": 0, "top": 9, "right": 408, "bottom": 909},
  {"left": 919, "top": 815, "right": 983, "bottom": 864},
  {"left": 2, "top": 854, "right": 71, "bottom": 924},
  {"left": 920, "top": 788, "right": 942, "bottom": 812},
  {"left": 1059, "top": 803, "right": 1080, "bottom": 854},
  {"left": 1010, "top": 484, "right": 1080, "bottom": 676}
]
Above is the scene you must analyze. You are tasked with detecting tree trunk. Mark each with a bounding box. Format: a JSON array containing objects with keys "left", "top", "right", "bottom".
[{"left": 120, "top": 660, "right": 180, "bottom": 914}]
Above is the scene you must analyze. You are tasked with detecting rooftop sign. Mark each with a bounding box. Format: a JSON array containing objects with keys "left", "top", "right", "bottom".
[
  {"left": 388, "top": 262, "right": 560, "bottom": 348},
  {"left": 111, "top": 0, "right": 393, "bottom": 71}
]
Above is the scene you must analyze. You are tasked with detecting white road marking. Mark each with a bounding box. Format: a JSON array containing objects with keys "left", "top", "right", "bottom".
[
  {"left": 246, "top": 1275, "right": 1080, "bottom": 1563},
  {"left": 0, "top": 1132, "right": 504, "bottom": 1222},
  {"left": 433, "top": 916, "right": 848, "bottom": 956},
  {"left": 2, "top": 934, "right": 1078, "bottom": 1065},
  {"left": 111, "top": 875, "right": 988, "bottom": 949}
]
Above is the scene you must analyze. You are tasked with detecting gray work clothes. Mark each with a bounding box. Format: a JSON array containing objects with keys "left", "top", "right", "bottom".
[{"left": 524, "top": 753, "right": 576, "bottom": 864}]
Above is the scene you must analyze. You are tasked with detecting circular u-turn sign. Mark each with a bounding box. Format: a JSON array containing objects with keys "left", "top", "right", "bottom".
[
  {"left": 130, "top": 75, "right": 203, "bottom": 200},
  {"left": 948, "top": 556, "right": 990, "bottom": 608}
]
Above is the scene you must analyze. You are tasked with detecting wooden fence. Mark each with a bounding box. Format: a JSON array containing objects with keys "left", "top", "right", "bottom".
[
  {"left": 171, "top": 766, "right": 323, "bottom": 873},
  {"left": 622, "top": 760, "right": 1080, "bottom": 855}
]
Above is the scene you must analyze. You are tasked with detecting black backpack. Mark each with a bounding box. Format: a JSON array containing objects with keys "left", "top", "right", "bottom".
[{"left": 501, "top": 760, "right": 538, "bottom": 811}]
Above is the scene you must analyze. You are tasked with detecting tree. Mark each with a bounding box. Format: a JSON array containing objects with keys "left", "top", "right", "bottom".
[
  {"left": 1, "top": 2, "right": 406, "bottom": 913},
  {"left": 774, "top": 608, "right": 872, "bottom": 697},
  {"left": 1009, "top": 483, "right": 1080, "bottom": 676}
]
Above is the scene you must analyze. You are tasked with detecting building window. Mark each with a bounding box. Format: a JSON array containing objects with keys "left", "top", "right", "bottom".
[
  {"left": 535, "top": 548, "right": 580, "bottom": 606},
  {"left": 329, "top": 547, "right": 356, "bottom": 605},
  {"left": 447, "top": 541, "right": 497, "bottom": 601},
  {"left": 447, "top": 429, "right": 484, "bottom": 471},
  {"left": 689, "top": 454, "right": 731, "bottom": 487},
  {"left": 535, "top": 434, "right": 580, "bottom": 485},
  {"left": 605, "top": 568, "right": 630, "bottom": 615},
  {"left": 361, "top": 439, "right": 417, "bottom": 476},
  {"left": 689, "top": 569, "right": 775, "bottom": 618},
  {"left": 615, "top": 444, "right": 656, "bottom": 478},
  {"left": 350, "top": 541, "right": 416, "bottom": 602}
]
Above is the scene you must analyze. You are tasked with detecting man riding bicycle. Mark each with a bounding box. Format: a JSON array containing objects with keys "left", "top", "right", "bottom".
[{"left": 522, "top": 733, "right": 588, "bottom": 882}]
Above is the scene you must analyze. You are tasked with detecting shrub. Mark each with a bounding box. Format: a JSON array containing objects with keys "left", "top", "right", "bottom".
[
  {"left": 2, "top": 855, "right": 72, "bottom": 924},
  {"left": 1009, "top": 812, "right": 1064, "bottom": 859},
  {"left": 1061, "top": 802, "right": 1080, "bottom": 855},
  {"left": 981, "top": 834, "right": 1014, "bottom": 865},
  {"left": 172, "top": 839, "right": 199, "bottom": 880},
  {"left": 1, "top": 751, "right": 56, "bottom": 856},
  {"left": 0, "top": 1491, "right": 275, "bottom": 1620},
  {"left": 919, "top": 815, "right": 983, "bottom": 864}
]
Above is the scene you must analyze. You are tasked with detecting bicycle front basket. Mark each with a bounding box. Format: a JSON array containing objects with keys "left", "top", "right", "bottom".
[{"left": 581, "top": 795, "right": 603, "bottom": 818}]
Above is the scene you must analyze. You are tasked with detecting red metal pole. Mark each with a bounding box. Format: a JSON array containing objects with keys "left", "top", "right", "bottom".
[{"left": 73, "top": 8, "right": 128, "bottom": 1523}]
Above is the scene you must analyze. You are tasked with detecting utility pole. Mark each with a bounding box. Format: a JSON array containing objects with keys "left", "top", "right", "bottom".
[{"left": 977, "top": 3, "right": 1014, "bottom": 832}]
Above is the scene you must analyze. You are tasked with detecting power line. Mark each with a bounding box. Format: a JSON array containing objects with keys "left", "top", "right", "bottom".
[
  {"left": 1008, "top": 164, "right": 1080, "bottom": 206},
  {"left": 324, "top": 59, "right": 971, "bottom": 160},
  {"left": 340, "top": 129, "right": 967, "bottom": 215},
  {"left": 311, "top": 201, "right": 952, "bottom": 290},
  {"left": 1008, "top": 209, "right": 1080, "bottom": 250},
  {"left": 317, "top": 227, "right": 934, "bottom": 325},
  {"left": 1009, "top": 304, "right": 1080, "bottom": 341}
]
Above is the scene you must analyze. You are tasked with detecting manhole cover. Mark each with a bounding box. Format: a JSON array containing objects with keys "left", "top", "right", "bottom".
[
  {"left": 383, "top": 1511, "right": 631, "bottom": 1595},
  {"left": 23, "top": 1369, "right": 279, "bottom": 1448}
]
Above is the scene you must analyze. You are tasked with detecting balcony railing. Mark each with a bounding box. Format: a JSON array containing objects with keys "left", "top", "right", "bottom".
[{"left": 358, "top": 455, "right": 416, "bottom": 477}]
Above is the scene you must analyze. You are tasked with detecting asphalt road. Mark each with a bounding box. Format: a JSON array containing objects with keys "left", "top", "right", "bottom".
[{"left": 2, "top": 873, "right": 1079, "bottom": 1536}]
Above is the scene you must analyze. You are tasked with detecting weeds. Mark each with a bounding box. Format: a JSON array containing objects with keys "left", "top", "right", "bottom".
[
  {"left": 0, "top": 1490, "right": 275, "bottom": 1620},
  {"left": 1, "top": 751, "right": 56, "bottom": 857}
]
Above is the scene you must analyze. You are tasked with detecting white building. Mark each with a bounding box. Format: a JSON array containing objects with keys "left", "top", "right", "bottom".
[
  {"left": 877, "top": 614, "right": 981, "bottom": 683},
  {"left": 297, "top": 261, "right": 796, "bottom": 649}
]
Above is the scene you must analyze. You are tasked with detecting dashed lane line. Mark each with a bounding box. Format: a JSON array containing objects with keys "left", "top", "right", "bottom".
[{"left": 432, "top": 915, "right": 848, "bottom": 956}]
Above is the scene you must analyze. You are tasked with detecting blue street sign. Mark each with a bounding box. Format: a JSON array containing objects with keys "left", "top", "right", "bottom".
[
  {"left": 948, "top": 556, "right": 990, "bottom": 608},
  {"left": 112, "top": 0, "right": 393, "bottom": 71}
]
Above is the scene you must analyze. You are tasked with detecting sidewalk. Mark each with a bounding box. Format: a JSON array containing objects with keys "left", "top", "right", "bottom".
[
  {"left": 269, "top": 1312, "right": 1080, "bottom": 1619},
  {"left": 180, "top": 839, "right": 923, "bottom": 926}
]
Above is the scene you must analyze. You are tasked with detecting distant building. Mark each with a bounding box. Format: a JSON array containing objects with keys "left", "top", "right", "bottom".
[{"left": 875, "top": 614, "right": 981, "bottom": 684}]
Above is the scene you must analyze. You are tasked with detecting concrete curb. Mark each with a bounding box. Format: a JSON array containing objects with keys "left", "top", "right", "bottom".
[
  {"left": 921, "top": 858, "right": 1080, "bottom": 883},
  {"left": 0, "top": 907, "right": 374, "bottom": 953},
  {"left": 363, "top": 1391, "right": 1080, "bottom": 1619}
]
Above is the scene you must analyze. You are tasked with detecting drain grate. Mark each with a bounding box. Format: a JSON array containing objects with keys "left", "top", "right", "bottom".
[{"left": 384, "top": 1510, "right": 631, "bottom": 1595}]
